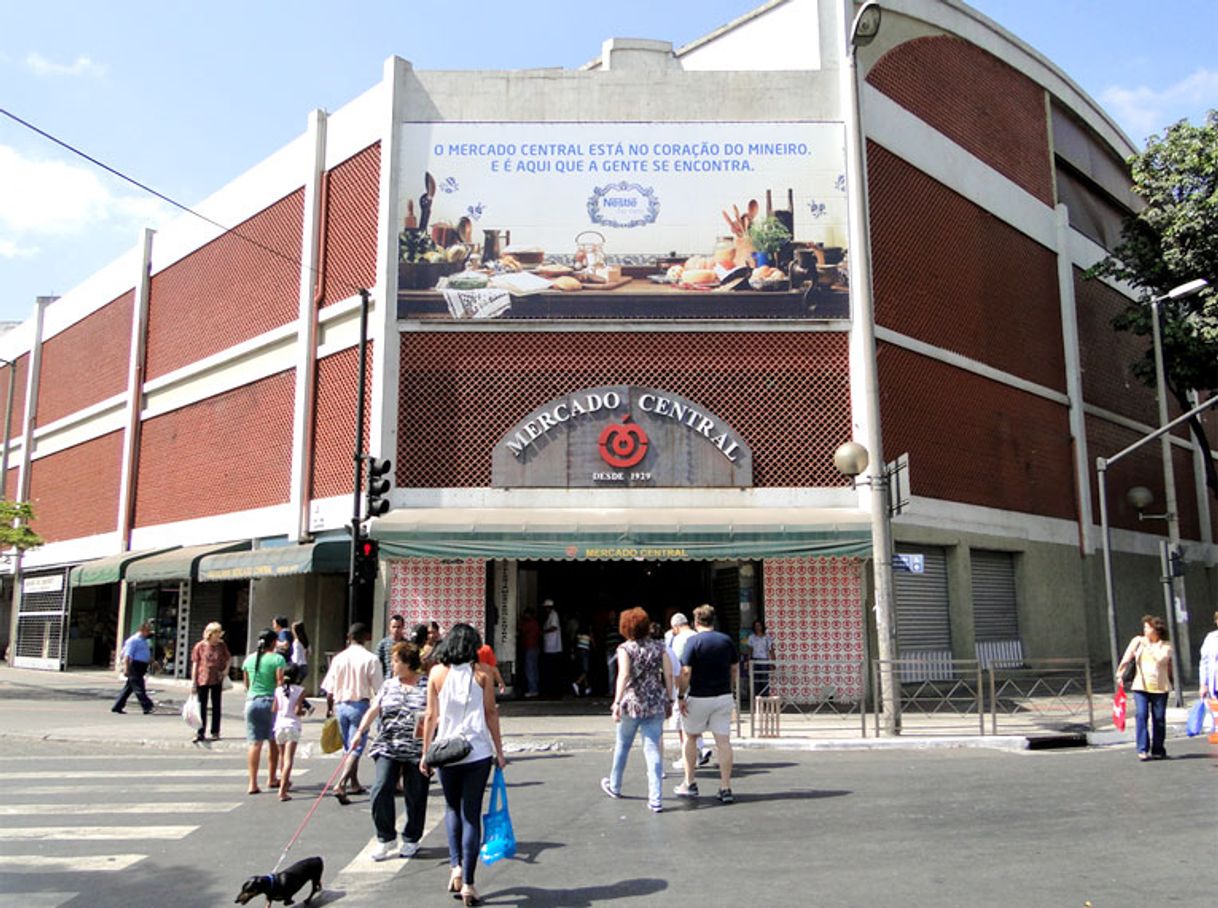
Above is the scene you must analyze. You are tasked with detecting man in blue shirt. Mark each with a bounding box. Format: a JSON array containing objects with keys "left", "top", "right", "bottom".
[
  {"left": 111, "top": 622, "right": 156, "bottom": 714},
  {"left": 675, "top": 604, "right": 738, "bottom": 804}
]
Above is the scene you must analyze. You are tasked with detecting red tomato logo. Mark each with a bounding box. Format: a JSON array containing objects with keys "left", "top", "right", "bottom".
[{"left": 598, "top": 415, "right": 649, "bottom": 468}]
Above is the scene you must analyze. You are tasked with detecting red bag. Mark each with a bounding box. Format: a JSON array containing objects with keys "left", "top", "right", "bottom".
[{"left": 1112, "top": 686, "right": 1127, "bottom": 731}]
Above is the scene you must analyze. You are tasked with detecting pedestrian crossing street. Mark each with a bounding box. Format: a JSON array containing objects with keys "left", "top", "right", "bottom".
[{"left": 0, "top": 752, "right": 444, "bottom": 908}]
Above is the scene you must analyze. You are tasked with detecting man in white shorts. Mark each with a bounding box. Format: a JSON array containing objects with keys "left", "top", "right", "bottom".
[{"left": 674, "top": 604, "right": 738, "bottom": 803}]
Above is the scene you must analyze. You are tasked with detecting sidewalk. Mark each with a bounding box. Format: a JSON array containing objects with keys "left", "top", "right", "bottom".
[{"left": 0, "top": 664, "right": 1195, "bottom": 754}]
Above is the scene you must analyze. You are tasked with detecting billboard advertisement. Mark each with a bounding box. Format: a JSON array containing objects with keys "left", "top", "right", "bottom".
[{"left": 397, "top": 121, "right": 850, "bottom": 320}]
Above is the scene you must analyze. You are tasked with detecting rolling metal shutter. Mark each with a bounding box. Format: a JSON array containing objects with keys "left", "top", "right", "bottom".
[
  {"left": 893, "top": 546, "right": 951, "bottom": 651},
  {"left": 971, "top": 550, "right": 1019, "bottom": 641}
]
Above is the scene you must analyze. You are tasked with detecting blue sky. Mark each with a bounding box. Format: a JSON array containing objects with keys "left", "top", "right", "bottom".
[{"left": 2, "top": 0, "right": 1216, "bottom": 324}]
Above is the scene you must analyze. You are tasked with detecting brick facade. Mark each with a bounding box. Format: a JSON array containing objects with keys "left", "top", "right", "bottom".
[
  {"left": 36, "top": 292, "right": 133, "bottom": 427},
  {"left": 28, "top": 431, "right": 123, "bottom": 542},
  {"left": 320, "top": 144, "right": 380, "bottom": 307}
]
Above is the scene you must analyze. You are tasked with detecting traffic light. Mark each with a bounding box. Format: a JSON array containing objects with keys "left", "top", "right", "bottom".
[
  {"left": 1169, "top": 545, "right": 1185, "bottom": 578},
  {"left": 366, "top": 457, "right": 393, "bottom": 518},
  {"left": 354, "top": 536, "right": 379, "bottom": 585}
]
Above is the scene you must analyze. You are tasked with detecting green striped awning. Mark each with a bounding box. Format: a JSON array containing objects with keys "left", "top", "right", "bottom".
[
  {"left": 369, "top": 507, "right": 872, "bottom": 561},
  {"left": 69, "top": 547, "right": 181, "bottom": 588},
  {"left": 125, "top": 541, "right": 251, "bottom": 584},
  {"left": 196, "top": 540, "right": 350, "bottom": 581}
]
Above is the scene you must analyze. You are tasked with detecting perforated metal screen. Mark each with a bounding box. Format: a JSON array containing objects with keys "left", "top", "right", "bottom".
[{"left": 397, "top": 331, "right": 851, "bottom": 488}]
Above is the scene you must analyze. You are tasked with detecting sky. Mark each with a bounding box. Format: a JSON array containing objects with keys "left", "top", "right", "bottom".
[{"left": 2, "top": 0, "right": 1216, "bottom": 325}]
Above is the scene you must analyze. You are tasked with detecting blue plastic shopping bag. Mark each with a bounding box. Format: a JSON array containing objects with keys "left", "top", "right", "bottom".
[
  {"left": 480, "top": 766, "right": 516, "bottom": 865},
  {"left": 1186, "top": 699, "right": 1209, "bottom": 736}
]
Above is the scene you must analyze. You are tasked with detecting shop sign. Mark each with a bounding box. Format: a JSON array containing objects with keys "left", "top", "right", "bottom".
[
  {"left": 492, "top": 385, "right": 751, "bottom": 488},
  {"left": 23, "top": 574, "right": 64, "bottom": 594}
]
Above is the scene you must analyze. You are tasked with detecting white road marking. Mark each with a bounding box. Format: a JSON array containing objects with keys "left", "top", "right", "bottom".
[
  {"left": 0, "top": 893, "right": 77, "bottom": 907},
  {"left": 4, "top": 783, "right": 248, "bottom": 796},
  {"left": 0, "top": 855, "right": 146, "bottom": 872},
  {"left": 0, "top": 802, "right": 240, "bottom": 816},
  {"left": 0, "top": 769, "right": 308, "bottom": 780},
  {"left": 335, "top": 811, "right": 445, "bottom": 877},
  {"left": 0, "top": 825, "right": 197, "bottom": 841}
]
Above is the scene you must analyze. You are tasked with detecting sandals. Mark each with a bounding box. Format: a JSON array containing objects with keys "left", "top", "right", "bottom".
[
  {"left": 460, "top": 885, "right": 483, "bottom": 906},
  {"left": 447, "top": 869, "right": 463, "bottom": 893}
]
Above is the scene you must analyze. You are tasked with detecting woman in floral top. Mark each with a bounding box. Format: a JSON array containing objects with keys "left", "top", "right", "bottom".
[
  {"left": 600, "top": 607, "right": 674, "bottom": 813},
  {"left": 191, "top": 622, "right": 231, "bottom": 742},
  {"left": 353, "top": 641, "right": 431, "bottom": 860}
]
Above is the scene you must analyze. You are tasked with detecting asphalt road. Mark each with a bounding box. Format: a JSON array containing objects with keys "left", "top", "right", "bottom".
[{"left": 0, "top": 736, "right": 1211, "bottom": 908}]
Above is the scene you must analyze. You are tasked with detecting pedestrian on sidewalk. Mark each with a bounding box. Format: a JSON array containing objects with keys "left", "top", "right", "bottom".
[
  {"left": 600, "top": 607, "right": 674, "bottom": 813},
  {"left": 675, "top": 604, "right": 738, "bottom": 804},
  {"left": 272, "top": 664, "right": 310, "bottom": 801},
  {"left": 1115, "top": 614, "right": 1174, "bottom": 761},
  {"left": 322, "top": 623, "right": 383, "bottom": 803},
  {"left": 354, "top": 641, "right": 431, "bottom": 861},
  {"left": 290, "top": 621, "right": 310, "bottom": 687},
  {"left": 190, "top": 622, "right": 231, "bottom": 741},
  {"left": 243, "top": 629, "right": 287, "bottom": 794},
  {"left": 112, "top": 622, "right": 156, "bottom": 715},
  {"left": 746, "top": 619, "right": 775, "bottom": 696},
  {"left": 376, "top": 615, "right": 407, "bottom": 678},
  {"left": 420, "top": 623, "right": 506, "bottom": 907},
  {"left": 1200, "top": 610, "right": 1218, "bottom": 741},
  {"left": 518, "top": 607, "right": 541, "bottom": 698}
]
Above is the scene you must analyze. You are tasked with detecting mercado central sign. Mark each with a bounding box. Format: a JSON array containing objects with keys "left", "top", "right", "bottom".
[{"left": 492, "top": 386, "right": 752, "bottom": 488}]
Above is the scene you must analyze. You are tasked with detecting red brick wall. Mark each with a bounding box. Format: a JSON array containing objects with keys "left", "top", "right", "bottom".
[
  {"left": 879, "top": 343, "right": 1075, "bottom": 519},
  {"left": 397, "top": 332, "right": 851, "bottom": 489},
  {"left": 36, "top": 292, "right": 133, "bottom": 427},
  {"left": 0, "top": 354, "right": 28, "bottom": 443},
  {"left": 868, "top": 143, "right": 1065, "bottom": 392},
  {"left": 133, "top": 371, "right": 295, "bottom": 527},
  {"left": 320, "top": 144, "right": 380, "bottom": 307},
  {"left": 28, "top": 431, "right": 123, "bottom": 542},
  {"left": 311, "top": 345, "right": 372, "bottom": 500},
  {"left": 867, "top": 35, "right": 1053, "bottom": 206},
  {"left": 146, "top": 190, "right": 304, "bottom": 381}
]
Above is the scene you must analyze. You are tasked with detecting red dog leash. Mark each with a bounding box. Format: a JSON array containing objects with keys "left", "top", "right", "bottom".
[{"left": 270, "top": 754, "right": 349, "bottom": 873}]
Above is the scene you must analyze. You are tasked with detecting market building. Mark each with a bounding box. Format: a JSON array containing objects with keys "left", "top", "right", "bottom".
[{"left": 3, "top": 0, "right": 1211, "bottom": 705}]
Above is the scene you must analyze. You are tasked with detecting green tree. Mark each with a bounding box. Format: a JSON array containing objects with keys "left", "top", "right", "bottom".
[
  {"left": 0, "top": 500, "right": 43, "bottom": 552},
  {"left": 1088, "top": 111, "right": 1218, "bottom": 496}
]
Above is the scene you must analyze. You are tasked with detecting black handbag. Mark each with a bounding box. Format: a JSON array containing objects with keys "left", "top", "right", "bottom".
[
  {"left": 424, "top": 668, "right": 476, "bottom": 767},
  {"left": 1120, "top": 645, "right": 1142, "bottom": 687}
]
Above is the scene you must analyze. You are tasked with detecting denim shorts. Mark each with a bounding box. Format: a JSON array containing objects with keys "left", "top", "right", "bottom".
[{"left": 244, "top": 696, "right": 274, "bottom": 743}]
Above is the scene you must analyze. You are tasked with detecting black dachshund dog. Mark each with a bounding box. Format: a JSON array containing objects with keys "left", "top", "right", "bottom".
[{"left": 235, "top": 856, "right": 324, "bottom": 906}]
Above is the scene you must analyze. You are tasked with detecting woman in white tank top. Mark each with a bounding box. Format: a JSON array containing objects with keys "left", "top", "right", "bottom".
[{"left": 420, "top": 624, "right": 505, "bottom": 907}]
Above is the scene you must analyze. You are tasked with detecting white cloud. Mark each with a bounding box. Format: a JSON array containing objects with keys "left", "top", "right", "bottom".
[
  {"left": 1101, "top": 67, "right": 1218, "bottom": 141},
  {"left": 0, "top": 145, "right": 171, "bottom": 242},
  {"left": 24, "top": 52, "right": 107, "bottom": 78},
  {"left": 0, "top": 239, "right": 40, "bottom": 259}
]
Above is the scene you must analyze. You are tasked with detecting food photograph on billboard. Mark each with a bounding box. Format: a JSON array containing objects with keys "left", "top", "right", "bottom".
[{"left": 397, "top": 121, "right": 850, "bottom": 320}]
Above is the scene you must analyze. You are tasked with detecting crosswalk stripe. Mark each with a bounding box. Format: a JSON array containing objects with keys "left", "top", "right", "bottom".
[
  {"left": 0, "top": 803, "right": 240, "bottom": 816},
  {"left": 0, "top": 855, "right": 146, "bottom": 872},
  {"left": 0, "top": 769, "right": 308, "bottom": 780},
  {"left": 335, "top": 811, "right": 445, "bottom": 878},
  {"left": 3, "top": 783, "right": 255, "bottom": 796},
  {"left": 0, "top": 826, "right": 197, "bottom": 841}
]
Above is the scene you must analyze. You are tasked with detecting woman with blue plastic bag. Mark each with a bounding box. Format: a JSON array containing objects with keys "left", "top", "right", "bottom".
[
  {"left": 1198, "top": 610, "right": 1218, "bottom": 740},
  {"left": 600, "top": 607, "right": 674, "bottom": 813},
  {"left": 420, "top": 623, "right": 505, "bottom": 907}
]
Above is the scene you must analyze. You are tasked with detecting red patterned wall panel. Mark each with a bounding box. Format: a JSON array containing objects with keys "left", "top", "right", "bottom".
[
  {"left": 398, "top": 331, "right": 852, "bottom": 489},
  {"left": 1, "top": 354, "right": 28, "bottom": 443},
  {"left": 868, "top": 144, "right": 1065, "bottom": 392},
  {"left": 320, "top": 144, "right": 380, "bottom": 307},
  {"left": 867, "top": 35, "right": 1053, "bottom": 205},
  {"left": 387, "top": 559, "right": 486, "bottom": 637},
  {"left": 310, "top": 344, "right": 372, "bottom": 500},
  {"left": 133, "top": 371, "right": 295, "bottom": 527},
  {"left": 1085, "top": 415, "right": 1201, "bottom": 540},
  {"left": 765, "top": 556, "right": 865, "bottom": 702},
  {"left": 36, "top": 292, "right": 133, "bottom": 427},
  {"left": 28, "top": 431, "right": 123, "bottom": 542},
  {"left": 879, "top": 344, "right": 1075, "bottom": 519},
  {"left": 1073, "top": 269, "right": 1162, "bottom": 427},
  {"left": 146, "top": 190, "right": 304, "bottom": 381}
]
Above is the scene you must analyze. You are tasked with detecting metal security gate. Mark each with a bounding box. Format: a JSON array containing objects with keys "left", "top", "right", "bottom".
[
  {"left": 892, "top": 546, "right": 952, "bottom": 681},
  {"left": 13, "top": 568, "right": 72, "bottom": 670},
  {"left": 971, "top": 549, "right": 1023, "bottom": 668}
]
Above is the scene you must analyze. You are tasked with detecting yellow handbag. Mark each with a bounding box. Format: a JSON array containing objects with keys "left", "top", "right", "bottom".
[{"left": 320, "top": 716, "right": 342, "bottom": 754}]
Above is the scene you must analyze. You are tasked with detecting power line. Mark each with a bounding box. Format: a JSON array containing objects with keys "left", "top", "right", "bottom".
[{"left": 0, "top": 106, "right": 368, "bottom": 300}]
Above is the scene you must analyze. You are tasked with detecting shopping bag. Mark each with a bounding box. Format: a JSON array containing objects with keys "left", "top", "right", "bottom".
[
  {"left": 1186, "top": 699, "right": 1209, "bottom": 736},
  {"left": 479, "top": 766, "right": 516, "bottom": 865},
  {"left": 1112, "top": 686, "right": 1127, "bottom": 732},
  {"left": 320, "top": 716, "right": 343, "bottom": 754},
  {"left": 181, "top": 696, "right": 203, "bottom": 730}
]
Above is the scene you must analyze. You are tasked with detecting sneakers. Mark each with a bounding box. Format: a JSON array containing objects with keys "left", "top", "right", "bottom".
[
  {"left": 600, "top": 777, "right": 621, "bottom": 799},
  {"left": 572, "top": 682, "right": 581, "bottom": 697},
  {"left": 371, "top": 840, "right": 398, "bottom": 862},
  {"left": 697, "top": 749, "right": 713, "bottom": 767},
  {"left": 674, "top": 781, "right": 699, "bottom": 799},
  {"left": 717, "top": 788, "right": 734, "bottom": 804},
  {"left": 399, "top": 840, "right": 420, "bottom": 858},
  {"left": 648, "top": 800, "right": 664, "bottom": 813},
  {"left": 670, "top": 758, "right": 685, "bottom": 770}
]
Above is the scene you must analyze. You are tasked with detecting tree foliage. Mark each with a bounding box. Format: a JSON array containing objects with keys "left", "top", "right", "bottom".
[
  {"left": 1087, "top": 111, "right": 1218, "bottom": 495},
  {"left": 0, "top": 500, "right": 44, "bottom": 552}
]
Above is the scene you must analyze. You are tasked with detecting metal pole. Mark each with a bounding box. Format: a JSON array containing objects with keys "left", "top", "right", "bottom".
[
  {"left": 1150, "top": 299, "right": 1192, "bottom": 678},
  {"left": 1097, "top": 459, "right": 1122, "bottom": 678},
  {"left": 349, "top": 289, "right": 371, "bottom": 628},
  {"left": 0, "top": 359, "right": 13, "bottom": 493},
  {"left": 1157, "top": 541, "right": 1185, "bottom": 706}
]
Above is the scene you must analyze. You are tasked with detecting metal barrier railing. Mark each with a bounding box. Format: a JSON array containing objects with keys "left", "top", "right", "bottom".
[
  {"left": 737, "top": 658, "right": 869, "bottom": 738},
  {"left": 872, "top": 658, "right": 986, "bottom": 737},
  {"left": 986, "top": 659, "right": 1094, "bottom": 734}
]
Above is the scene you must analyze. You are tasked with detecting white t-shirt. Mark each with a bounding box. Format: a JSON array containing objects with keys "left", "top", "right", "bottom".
[
  {"left": 273, "top": 684, "right": 306, "bottom": 734},
  {"left": 747, "top": 633, "right": 774, "bottom": 661},
  {"left": 542, "top": 610, "right": 563, "bottom": 654}
]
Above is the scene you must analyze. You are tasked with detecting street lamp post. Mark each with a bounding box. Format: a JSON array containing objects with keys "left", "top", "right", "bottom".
[
  {"left": 841, "top": 1, "right": 897, "bottom": 734},
  {"left": 1149, "top": 277, "right": 1207, "bottom": 681}
]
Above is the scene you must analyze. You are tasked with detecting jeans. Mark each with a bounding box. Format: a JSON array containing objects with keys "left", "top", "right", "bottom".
[
  {"left": 523, "top": 648, "right": 539, "bottom": 695},
  {"left": 371, "top": 755, "right": 430, "bottom": 844},
  {"left": 196, "top": 683, "right": 222, "bottom": 737},
  {"left": 1133, "top": 690, "right": 1168, "bottom": 756},
  {"left": 438, "top": 757, "right": 493, "bottom": 885},
  {"left": 608, "top": 714, "right": 664, "bottom": 805},
  {"left": 337, "top": 700, "right": 371, "bottom": 755},
  {"left": 113, "top": 661, "right": 154, "bottom": 713}
]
